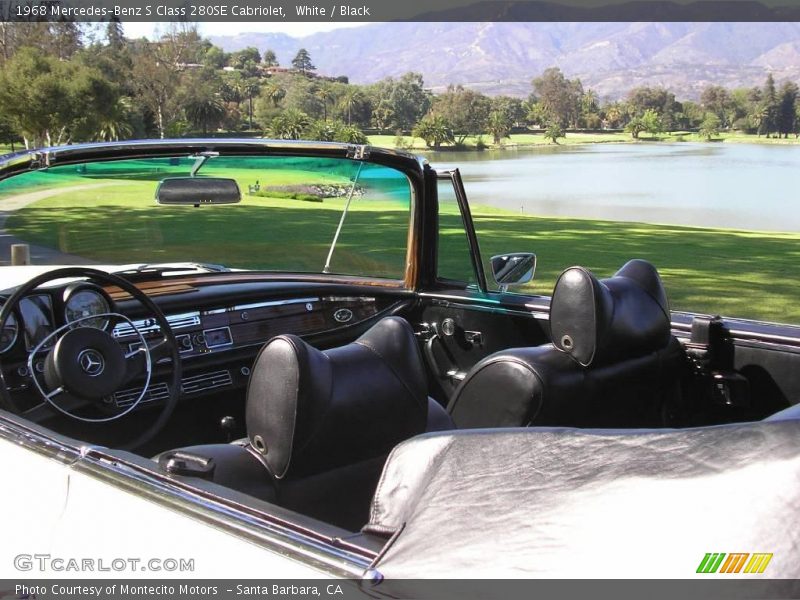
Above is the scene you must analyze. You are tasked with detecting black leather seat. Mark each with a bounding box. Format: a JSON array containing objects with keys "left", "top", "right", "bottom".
[
  {"left": 157, "top": 316, "right": 453, "bottom": 531},
  {"left": 447, "top": 260, "right": 686, "bottom": 428}
]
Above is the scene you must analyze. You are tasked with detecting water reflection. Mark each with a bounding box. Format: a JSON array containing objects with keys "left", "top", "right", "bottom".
[{"left": 427, "top": 143, "right": 800, "bottom": 232}]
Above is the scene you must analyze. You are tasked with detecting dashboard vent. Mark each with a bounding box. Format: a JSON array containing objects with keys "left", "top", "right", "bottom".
[
  {"left": 114, "top": 382, "right": 170, "bottom": 408},
  {"left": 112, "top": 312, "right": 201, "bottom": 338},
  {"left": 181, "top": 370, "right": 233, "bottom": 395}
]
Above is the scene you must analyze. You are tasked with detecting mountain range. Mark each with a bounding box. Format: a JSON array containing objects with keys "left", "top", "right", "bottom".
[{"left": 209, "top": 22, "right": 800, "bottom": 99}]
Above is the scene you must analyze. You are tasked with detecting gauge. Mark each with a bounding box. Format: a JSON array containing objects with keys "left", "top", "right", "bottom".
[
  {"left": 64, "top": 288, "right": 111, "bottom": 329},
  {"left": 0, "top": 300, "right": 18, "bottom": 353}
]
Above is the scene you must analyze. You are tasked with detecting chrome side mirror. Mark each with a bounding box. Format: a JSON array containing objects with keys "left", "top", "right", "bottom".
[{"left": 490, "top": 253, "right": 536, "bottom": 292}]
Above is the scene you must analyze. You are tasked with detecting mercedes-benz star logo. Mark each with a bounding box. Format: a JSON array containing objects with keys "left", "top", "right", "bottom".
[{"left": 77, "top": 349, "right": 105, "bottom": 377}]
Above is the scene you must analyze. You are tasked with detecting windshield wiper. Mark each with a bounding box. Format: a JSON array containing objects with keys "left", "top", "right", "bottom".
[
  {"left": 113, "top": 262, "right": 230, "bottom": 280},
  {"left": 322, "top": 162, "right": 364, "bottom": 274}
]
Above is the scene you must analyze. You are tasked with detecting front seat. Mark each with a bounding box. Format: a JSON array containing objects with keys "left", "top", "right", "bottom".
[
  {"left": 157, "top": 316, "right": 453, "bottom": 531},
  {"left": 447, "top": 259, "right": 686, "bottom": 429}
]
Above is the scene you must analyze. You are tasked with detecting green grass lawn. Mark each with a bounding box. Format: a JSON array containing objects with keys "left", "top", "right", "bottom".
[
  {"left": 368, "top": 132, "right": 626, "bottom": 151},
  {"left": 3, "top": 174, "right": 799, "bottom": 324}
]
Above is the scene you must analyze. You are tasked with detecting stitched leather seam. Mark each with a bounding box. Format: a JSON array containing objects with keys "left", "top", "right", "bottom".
[{"left": 354, "top": 339, "right": 427, "bottom": 410}]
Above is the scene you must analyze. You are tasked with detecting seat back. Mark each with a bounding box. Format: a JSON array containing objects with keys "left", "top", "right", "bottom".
[
  {"left": 448, "top": 260, "right": 686, "bottom": 428},
  {"left": 158, "top": 316, "right": 453, "bottom": 531}
]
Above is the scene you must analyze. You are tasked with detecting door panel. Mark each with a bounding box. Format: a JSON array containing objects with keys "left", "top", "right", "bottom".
[
  {"left": 412, "top": 298, "right": 549, "bottom": 402},
  {"left": 672, "top": 315, "right": 800, "bottom": 423}
]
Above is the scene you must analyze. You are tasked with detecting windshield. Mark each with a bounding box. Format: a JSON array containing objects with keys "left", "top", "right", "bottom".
[{"left": 0, "top": 155, "right": 413, "bottom": 279}]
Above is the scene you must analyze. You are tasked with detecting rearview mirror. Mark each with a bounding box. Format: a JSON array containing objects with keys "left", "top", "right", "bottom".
[
  {"left": 156, "top": 177, "right": 241, "bottom": 206},
  {"left": 491, "top": 253, "right": 536, "bottom": 292}
]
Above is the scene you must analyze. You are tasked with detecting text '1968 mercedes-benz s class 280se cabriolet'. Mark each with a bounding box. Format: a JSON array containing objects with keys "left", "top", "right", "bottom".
[{"left": 0, "top": 140, "right": 798, "bottom": 590}]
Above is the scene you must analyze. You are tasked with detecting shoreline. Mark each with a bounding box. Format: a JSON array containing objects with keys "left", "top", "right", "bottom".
[{"left": 368, "top": 132, "right": 800, "bottom": 153}]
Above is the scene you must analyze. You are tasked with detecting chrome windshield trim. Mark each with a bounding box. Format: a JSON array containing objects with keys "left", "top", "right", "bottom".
[{"left": 0, "top": 139, "right": 426, "bottom": 180}]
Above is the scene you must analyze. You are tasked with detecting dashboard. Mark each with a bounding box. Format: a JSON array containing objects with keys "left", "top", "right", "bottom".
[{"left": 0, "top": 277, "right": 400, "bottom": 412}]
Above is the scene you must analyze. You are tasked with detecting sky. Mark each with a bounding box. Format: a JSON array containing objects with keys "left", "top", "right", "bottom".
[{"left": 122, "top": 22, "right": 371, "bottom": 40}]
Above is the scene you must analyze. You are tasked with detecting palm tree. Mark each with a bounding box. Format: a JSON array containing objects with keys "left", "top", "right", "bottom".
[
  {"left": 315, "top": 84, "right": 335, "bottom": 121},
  {"left": 262, "top": 80, "right": 286, "bottom": 108},
  {"left": 544, "top": 122, "right": 565, "bottom": 144},
  {"left": 185, "top": 94, "right": 225, "bottom": 135},
  {"left": 699, "top": 113, "right": 721, "bottom": 140},
  {"left": 95, "top": 98, "right": 134, "bottom": 141},
  {"left": 487, "top": 110, "right": 512, "bottom": 145},
  {"left": 270, "top": 108, "right": 310, "bottom": 140},
  {"left": 340, "top": 88, "right": 363, "bottom": 125},
  {"left": 412, "top": 115, "right": 454, "bottom": 149},
  {"left": 242, "top": 77, "right": 261, "bottom": 130}
]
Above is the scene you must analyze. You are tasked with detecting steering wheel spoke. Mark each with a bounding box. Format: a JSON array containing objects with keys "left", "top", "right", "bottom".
[
  {"left": 149, "top": 337, "right": 173, "bottom": 364},
  {"left": 23, "top": 391, "right": 92, "bottom": 422}
]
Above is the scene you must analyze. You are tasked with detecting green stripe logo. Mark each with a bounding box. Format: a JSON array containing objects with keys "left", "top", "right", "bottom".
[{"left": 697, "top": 553, "right": 727, "bottom": 573}]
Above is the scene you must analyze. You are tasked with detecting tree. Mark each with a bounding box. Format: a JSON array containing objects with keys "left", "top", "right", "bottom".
[
  {"left": 203, "top": 46, "right": 226, "bottom": 69},
  {"left": 0, "top": 105, "right": 18, "bottom": 151},
  {"left": 777, "top": 81, "right": 799, "bottom": 138},
  {"left": 760, "top": 73, "right": 779, "bottom": 137},
  {"left": 700, "top": 85, "right": 732, "bottom": 126},
  {"left": 270, "top": 108, "right": 310, "bottom": 139},
  {"left": 431, "top": 85, "right": 491, "bottom": 145},
  {"left": 262, "top": 49, "right": 278, "bottom": 68},
  {"left": 241, "top": 77, "right": 261, "bottom": 129},
  {"left": 412, "top": 115, "right": 454, "bottom": 149},
  {"left": 0, "top": 47, "right": 119, "bottom": 147},
  {"left": 492, "top": 96, "right": 526, "bottom": 127},
  {"left": 372, "top": 100, "right": 395, "bottom": 132},
  {"left": 625, "top": 117, "right": 644, "bottom": 139},
  {"left": 699, "top": 113, "right": 721, "bottom": 140},
  {"left": 370, "top": 72, "right": 431, "bottom": 131},
  {"left": 339, "top": 86, "right": 364, "bottom": 125},
  {"left": 105, "top": 19, "right": 125, "bottom": 50},
  {"left": 291, "top": 48, "right": 315, "bottom": 74},
  {"left": 261, "top": 80, "right": 286, "bottom": 107},
  {"left": 335, "top": 124, "right": 368, "bottom": 144},
  {"left": 626, "top": 86, "right": 681, "bottom": 132},
  {"left": 487, "top": 110, "right": 512, "bottom": 144},
  {"left": 543, "top": 122, "right": 565, "bottom": 144},
  {"left": 184, "top": 88, "right": 225, "bottom": 134},
  {"left": 94, "top": 97, "right": 134, "bottom": 141},
  {"left": 129, "top": 43, "right": 180, "bottom": 139},
  {"left": 532, "top": 68, "right": 584, "bottom": 128},
  {"left": 640, "top": 109, "right": 663, "bottom": 137},
  {"left": 229, "top": 47, "right": 261, "bottom": 69}
]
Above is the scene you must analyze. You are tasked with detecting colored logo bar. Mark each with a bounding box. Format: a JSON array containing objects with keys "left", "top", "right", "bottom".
[{"left": 696, "top": 553, "right": 773, "bottom": 574}]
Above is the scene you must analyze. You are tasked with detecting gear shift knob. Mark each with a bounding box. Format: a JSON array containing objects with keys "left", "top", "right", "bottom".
[{"left": 220, "top": 416, "right": 237, "bottom": 442}]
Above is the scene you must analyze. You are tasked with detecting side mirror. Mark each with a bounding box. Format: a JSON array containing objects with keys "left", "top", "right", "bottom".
[
  {"left": 491, "top": 253, "right": 536, "bottom": 292},
  {"left": 156, "top": 177, "right": 241, "bottom": 206}
]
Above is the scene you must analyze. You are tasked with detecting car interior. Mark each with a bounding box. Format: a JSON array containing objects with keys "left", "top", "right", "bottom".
[
  {"left": 3, "top": 256, "right": 799, "bottom": 515},
  {"left": 1, "top": 146, "right": 798, "bottom": 574}
]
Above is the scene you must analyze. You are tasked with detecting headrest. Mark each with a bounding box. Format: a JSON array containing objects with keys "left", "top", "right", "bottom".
[
  {"left": 245, "top": 316, "right": 428, "bottom": 479},
  {"left": 549, "top": 259, "right": 671, "bottom": 367}
]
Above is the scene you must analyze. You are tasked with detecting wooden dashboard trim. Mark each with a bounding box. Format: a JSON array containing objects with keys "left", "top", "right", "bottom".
[{"left": 103, "top": 273, "right": 409, "bottom": 300}]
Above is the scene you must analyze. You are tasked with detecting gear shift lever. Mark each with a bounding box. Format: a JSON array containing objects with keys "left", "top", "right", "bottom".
[{"left": 220, "top": 416, "right": 237, "bottom": 442}]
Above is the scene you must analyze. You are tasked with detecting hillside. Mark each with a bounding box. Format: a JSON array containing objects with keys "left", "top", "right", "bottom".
[{"left": 210, "top": 22, "right": 800, "bottom": 99}]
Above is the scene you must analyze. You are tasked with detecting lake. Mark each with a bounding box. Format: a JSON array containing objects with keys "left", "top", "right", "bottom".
[{"left": 427, "top": 143, "right": 800, "bottom": 232}]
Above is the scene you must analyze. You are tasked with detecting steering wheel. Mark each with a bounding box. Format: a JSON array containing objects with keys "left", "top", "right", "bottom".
[{"left": 0, "top": 267, "right": 182, "bottom": 451}]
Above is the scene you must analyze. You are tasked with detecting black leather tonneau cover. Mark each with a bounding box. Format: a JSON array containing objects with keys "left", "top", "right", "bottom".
[{"left": 365, "top": 421, "right": 800, "bottom": 578}]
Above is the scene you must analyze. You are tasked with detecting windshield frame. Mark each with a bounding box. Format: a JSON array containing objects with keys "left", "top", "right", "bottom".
[{"left": 0, "top": 139, "right": 429, "bottom": 290}]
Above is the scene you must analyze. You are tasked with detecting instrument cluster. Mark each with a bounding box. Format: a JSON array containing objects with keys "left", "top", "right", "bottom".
[{"left": 0, "top": 284, "right": 115, "bottom": 355}]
